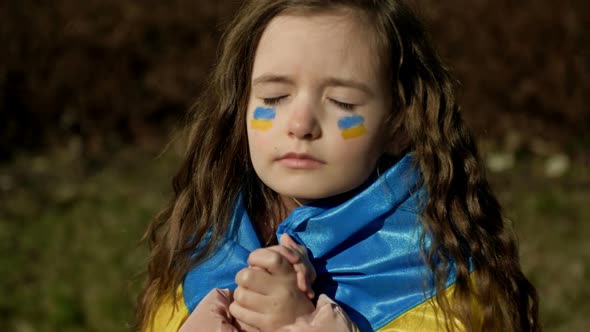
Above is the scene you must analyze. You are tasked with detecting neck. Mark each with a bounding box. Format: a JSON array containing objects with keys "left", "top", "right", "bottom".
[{"left": 280, "top": 196, "right": 307, "bottom": 215}]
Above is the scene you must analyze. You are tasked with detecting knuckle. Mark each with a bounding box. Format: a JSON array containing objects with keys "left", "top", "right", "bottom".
[
  {"left": 228, "top": 301, "right": 238, "bottom": 316},
  {"left": 269, "top": 251, "right": 283, "bottom": 266},
  {"left": 236, "top": 268, "right": 252, "bottom": 284},
  {"left": 250, "top": 248, "right": 265, "bottom": 259},
  {"left": 233, "top": 287, "right": 244, "bottom": 304}
]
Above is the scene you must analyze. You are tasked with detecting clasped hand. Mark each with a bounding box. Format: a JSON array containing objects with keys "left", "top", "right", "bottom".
[
  {"left": 231, "top": 233, "right": 316, "bottom": 331},
  {"left": 179, "top": 234, "right": 316, "bottom": 332}
]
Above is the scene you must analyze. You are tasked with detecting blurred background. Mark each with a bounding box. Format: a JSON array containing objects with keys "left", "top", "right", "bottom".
[{"left": 0, "top": 1, "right": 588, "bottom": 331}]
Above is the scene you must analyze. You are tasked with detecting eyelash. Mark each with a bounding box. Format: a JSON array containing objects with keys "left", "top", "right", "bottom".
[
  {"left": 262, "top": 96, "right": 355, "bottom": 110},
  {"left": 330, "top": 99, "right": 355, "bottom": 111},
  {"left": 263, "top": 96, "right": 287, "bottom": 106}
]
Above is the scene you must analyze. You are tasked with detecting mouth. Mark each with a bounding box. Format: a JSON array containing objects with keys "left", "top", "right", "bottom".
[{"left": 276, "top": 152, "right": 325, "bottom": 169}]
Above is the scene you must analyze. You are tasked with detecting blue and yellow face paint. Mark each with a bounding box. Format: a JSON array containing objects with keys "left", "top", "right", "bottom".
[
  {"left": 251, "top": 107, "right": 276, "bottom": 131},
  {"left": 338, "top": 115, "right": 367, "bottom": 139}
]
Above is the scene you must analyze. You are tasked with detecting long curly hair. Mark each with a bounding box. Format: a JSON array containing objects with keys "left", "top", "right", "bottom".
[{"left": 135, "top": 1, "right": 540, "bottom": 331}]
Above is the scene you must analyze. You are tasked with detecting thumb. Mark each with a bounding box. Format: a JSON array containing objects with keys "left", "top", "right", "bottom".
[
  {"left": 279, "top": 233, "right": 298, "bottom": 248},
  {"left": 280, "top": 233, "right": 309, "bottom": 260}
]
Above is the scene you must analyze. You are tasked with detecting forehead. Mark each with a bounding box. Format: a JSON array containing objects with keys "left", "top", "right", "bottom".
[{"left": 252, "top": 11, "right": 383, "bottom": 83}]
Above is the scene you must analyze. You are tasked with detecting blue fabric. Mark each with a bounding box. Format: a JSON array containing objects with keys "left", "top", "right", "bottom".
[
  {"left": 183, "top": 154, "right": 457, "bottom": 331},
  {"left": 183, "top": 201, "right": 261, "bottom": 311}
]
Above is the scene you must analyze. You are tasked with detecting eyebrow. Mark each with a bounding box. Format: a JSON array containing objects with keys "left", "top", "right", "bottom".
[
  {"left": 252, "top": 74, "right": 374, "bottom": 96},
  {"left": 252, "top": 74, "right": 295, "bottom": 86},
  {"left": 323, "top": 77, "right": 374, "bottom": 97}
]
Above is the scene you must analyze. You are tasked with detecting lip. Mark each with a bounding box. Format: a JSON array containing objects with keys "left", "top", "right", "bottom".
[{"left": 276, "top": 152, "right": 325, "bottom": 169}]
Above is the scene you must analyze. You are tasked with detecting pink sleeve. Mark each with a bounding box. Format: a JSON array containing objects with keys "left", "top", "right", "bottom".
[
  {"left": 179, "top": 288, "right": 238, "bottom": 332},
  {"left": 276, "top": 294, "right": 357, "bottom": 332}
]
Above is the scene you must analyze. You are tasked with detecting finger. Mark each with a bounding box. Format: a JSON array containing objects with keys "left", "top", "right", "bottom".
[
  {"left": 286, "top": 243, "right": 316, "bottom": 285},
  {"left": 300, "top": 258, "right": 316, "bottom": 292},
  {"left": 248, "top": 248, "right": 293, "bottom": 275},
  {"left": 234, "top": 319, "right": 259, "bottom": 332},
  {"left": 233, "top": 286, "right": 268, "bottom": 313},
  {"left": 277, "top": 250, "right": 314, "bottom": 299},
  {"left": 279, "top": 235, "right": 316, "bottom": 296},
  {"left": 279, "top": 233, "right": 299, "bottom": 249},
  {"left": 295, "top": 267, "right": 315, "bottom": 300},
  {"left": 267, "top": 245, "right": 313, "bottom": 298},
  {"left": 235, "top": 267, "right": 274, "bottom": 295},
  {"left": 267, "top": 245, "right": 304, "bottom": 276},
  {"left": 279, "top": 234, "right": 309, "bottom": 258},
  {"left": 229, "top": 301, "right": 269, "bottom": 332},
  {"left": 279, "top": 234, "right": 313, "bottom": 274},
  {"left": 261, "top": 245, "right": 299, "bottom": 264},
  {"left": 279, "top": 245, "right": 302, "bottom": 265},
  {"left": 265, "top": 245, "right": 300, "bottom": 264}
]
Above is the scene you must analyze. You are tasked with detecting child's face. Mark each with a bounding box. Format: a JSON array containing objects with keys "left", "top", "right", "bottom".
[{"left": 246, "top": 11, "right": 390, "bottom": 204}]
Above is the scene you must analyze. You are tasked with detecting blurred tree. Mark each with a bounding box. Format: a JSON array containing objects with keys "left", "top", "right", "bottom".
[{"left": 1, "top": 0, "right": 588, "bottom": 160}]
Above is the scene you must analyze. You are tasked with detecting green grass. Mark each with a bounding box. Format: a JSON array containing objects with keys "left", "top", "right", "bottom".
[
  {"left": 0, "top": 146, "right": 588, "bottom": 331},
  {"left": 0, "top": 147, "right": 177, "bottom": 332},
  {"left": 491, "top": 158, "right": 590, "bottom": 332}
]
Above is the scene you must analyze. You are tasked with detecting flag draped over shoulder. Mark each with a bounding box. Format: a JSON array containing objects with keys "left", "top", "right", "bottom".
[{"left": 183, "top": 154, "right": 458, "bottom": 331}]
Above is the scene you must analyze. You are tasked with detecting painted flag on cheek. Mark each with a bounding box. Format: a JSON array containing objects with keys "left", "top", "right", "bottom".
[
  {"left": 338, "top": 115, "right": 367, "bottom": 139},
  {"left": 251, "top": 107, "right": 276, "bottom": 131}
]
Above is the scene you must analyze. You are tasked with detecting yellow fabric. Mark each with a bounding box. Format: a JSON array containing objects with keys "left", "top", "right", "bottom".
[
  {"left": 146, "top": 286, "right": 189, "bottom": 332},
  {"left": 377, "top": 273, "right": 482, "bottom": 332},
  {"left": 145, "top": 277, "right": 480, "bottom": 332},
  {"left": 376, "top": 295, "right": 450, "bottom": 332}
]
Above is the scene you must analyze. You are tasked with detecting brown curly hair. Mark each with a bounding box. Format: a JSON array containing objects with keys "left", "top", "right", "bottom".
[{"left": 135, "top": 1, "right": 540, "bottom": 331}]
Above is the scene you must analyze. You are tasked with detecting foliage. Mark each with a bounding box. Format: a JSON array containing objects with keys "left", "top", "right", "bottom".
[{"left": 1, "top": 1, "right": 588, "bottom": 159}]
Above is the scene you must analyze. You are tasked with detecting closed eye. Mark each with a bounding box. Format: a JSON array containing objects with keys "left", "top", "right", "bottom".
[
  {"left": 330, "top": 99, "right": 355, "bottom": 111},
  {"left": 263, "top": 96, "right": 287, "bottom": 106}
]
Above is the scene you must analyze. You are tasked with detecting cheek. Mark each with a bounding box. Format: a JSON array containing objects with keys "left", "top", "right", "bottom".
[
  {"left": 248, "top": 129, "right": 274, "bottom": 149},
  {"left": 334, "top": 139, "right": 379, "bottom": 166},
  {"left": 337, "top": 115, "right": 368, "bottom": 140},
  {"left": 247, "top": 113, "right": 278, "bottom": 161},
  {"left": 250, "top": 106, "right": 276, "bottom": 131},
  {"left": 247, "top": 106, "right": 275, "bottom": 153},
  {"left": 330, "top": 119, "right": 384, "bottom": 168}
]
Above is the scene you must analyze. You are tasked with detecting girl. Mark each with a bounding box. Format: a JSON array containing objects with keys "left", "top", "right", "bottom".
[{"left": 135, "top": 0, "right": 540, "bottom": 331}]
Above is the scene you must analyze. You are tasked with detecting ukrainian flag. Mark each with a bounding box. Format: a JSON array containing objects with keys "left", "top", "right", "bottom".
[
  {"left": 251, "top": 107, "right": 276, "bottom": 131},
  {"left": 148, "top": 155, "right": 472, "bottom": 331},
  {"left": 338, "top": 115, "right": 367, "bottom": 139}
]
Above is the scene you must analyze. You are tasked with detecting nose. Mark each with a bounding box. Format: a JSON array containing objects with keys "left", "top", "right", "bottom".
[{"left": 287, "top": 100, "right": 321, "bottom": 140}]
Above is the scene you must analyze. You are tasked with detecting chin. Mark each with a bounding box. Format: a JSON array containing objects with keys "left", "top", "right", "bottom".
[{"left": 258, "top": 171, "right": 371, "bottom": 204}]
